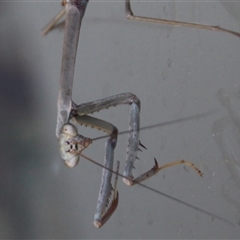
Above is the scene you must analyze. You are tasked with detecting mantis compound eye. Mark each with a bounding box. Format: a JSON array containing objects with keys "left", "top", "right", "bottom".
[
  {"left": 64, "top": 155, "right": 80, "bottom": 168},
  {"left": 61, "top": 123, "right": 78, "bottom": 137}
]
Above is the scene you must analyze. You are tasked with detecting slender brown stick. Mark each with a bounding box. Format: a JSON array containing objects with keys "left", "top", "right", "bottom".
[{"left": 126, "top": 0, "right": 240, "bottom": 38}]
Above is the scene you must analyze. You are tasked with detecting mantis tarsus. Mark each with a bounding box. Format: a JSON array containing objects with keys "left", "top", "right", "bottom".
[{"left": 43, "top": 0, "right": 239, "bottom": 228}]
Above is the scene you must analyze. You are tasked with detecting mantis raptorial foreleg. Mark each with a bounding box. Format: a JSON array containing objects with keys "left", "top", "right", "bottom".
[
  {"left": 71, "top": 92, "right": 140, "bottom": 227},
  {"left": 61, "top": 92, "right": 202, "bottom": 227}
]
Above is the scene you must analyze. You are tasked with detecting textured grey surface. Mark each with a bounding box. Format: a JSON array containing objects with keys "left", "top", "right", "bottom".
[{"left": 1, "top": 0, "right": 240, "bottom": 238}]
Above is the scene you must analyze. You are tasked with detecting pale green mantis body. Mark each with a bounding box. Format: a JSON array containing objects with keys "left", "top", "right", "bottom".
[{"left": 43, "top": 0, "right": 239, "bottom": 228}]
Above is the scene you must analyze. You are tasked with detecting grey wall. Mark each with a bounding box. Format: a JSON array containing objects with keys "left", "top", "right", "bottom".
[{"left": 1, "top": 0, "right": 240, "bottom": 238}]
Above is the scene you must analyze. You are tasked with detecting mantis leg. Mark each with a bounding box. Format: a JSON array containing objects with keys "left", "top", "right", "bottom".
[
  {"left": 73, "top": 92, "right": 140, "bottom": 227},
  {"left": 74, "top": 114, "right": 119, "bottom": 228},
  {"left": 125, "top": 0, "right": 240, "bottom": 38}
]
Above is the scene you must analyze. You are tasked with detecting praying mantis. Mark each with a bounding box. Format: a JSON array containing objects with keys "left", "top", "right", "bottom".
[{"left": 43, "top": 0, "right": 240, "bottom": 228}]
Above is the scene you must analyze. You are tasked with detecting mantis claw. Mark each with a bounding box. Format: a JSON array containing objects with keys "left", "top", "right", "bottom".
[{"left": 139, "top": 140, "right": 147, "bottom": 150}]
